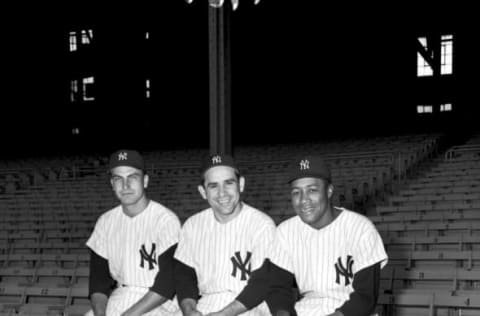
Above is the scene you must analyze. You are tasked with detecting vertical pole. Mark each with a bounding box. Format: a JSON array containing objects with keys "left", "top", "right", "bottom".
[{"left": 208, "top": 3, "right": 232, "bottom": 155}]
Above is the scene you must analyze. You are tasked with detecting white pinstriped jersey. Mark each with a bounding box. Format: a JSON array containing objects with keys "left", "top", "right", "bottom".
[
  {"left": 174, "top": 203, "right": 275, "bottom": 316},
  {"left": 86, "top": 200, "right": 181, "bottom": 315},
  {"left": 270, "top": 207, "right": 388, "bottom": 316}
]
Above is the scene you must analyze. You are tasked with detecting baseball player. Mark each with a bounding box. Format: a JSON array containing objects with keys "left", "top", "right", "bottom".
[
  {"left": 267, "top": 155, "right": 388, "bottom": 316},
  {"left": 165, "top": 154, "right": 275, "bottom": 316},
  {"left": 85, "top": 149, "right": 181, "bottom": 316}
]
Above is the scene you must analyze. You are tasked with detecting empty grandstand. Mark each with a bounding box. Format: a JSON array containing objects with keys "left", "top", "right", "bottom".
[
  {"left": 1, "top": 2, "right": 478, "bottom": 316},
  {"left": 1, "top": 133, "right": 479, "bottom": 315}
]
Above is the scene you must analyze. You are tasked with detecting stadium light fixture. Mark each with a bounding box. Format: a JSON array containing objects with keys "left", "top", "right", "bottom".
[{"left": 185, "top": 0, "right": 261, "bottom": 11}]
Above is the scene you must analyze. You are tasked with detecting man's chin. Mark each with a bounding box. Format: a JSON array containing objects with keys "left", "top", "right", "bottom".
[
  {"left": 120, "top": 196, "right": 138, "bottom": 205},
  {"left": 218, "top": 207, "right": 234, "bottom": 215},
  {"left": 299, "top": 213, "right": 317, "bottom": 224},
  {"left": 214, "top": 205, "right": 236, "bottom": 215}
]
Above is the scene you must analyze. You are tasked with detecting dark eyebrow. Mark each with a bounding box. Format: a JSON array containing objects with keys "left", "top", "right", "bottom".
[
  {"left": 291, "top": 184, "right": 319, "bottom": 190},
  {"left": 205, "top": 177, "right": 237, "bottom": 188},
  {"left": 111, "top": 172, "right": 142, "bottom": 178},
  {"left": 127, "top": 173, "right": 142, "bottom": 177}
]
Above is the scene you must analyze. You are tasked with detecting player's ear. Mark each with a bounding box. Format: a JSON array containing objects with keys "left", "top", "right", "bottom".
[
  {"left": 143, "top": 174, "right": 149, "bottom": 189},
  {"left": 198, "top": 185, "right": 207, "bottom": 200},
  {"left": 327, "top": 183, "right": 334, "bottom": 198},
  {"left": 239, "top": 176, "right": 245, "bottom": 193}
]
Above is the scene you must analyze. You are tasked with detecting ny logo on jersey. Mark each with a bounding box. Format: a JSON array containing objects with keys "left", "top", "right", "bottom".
[
  {"left": 139, "top": 243, "right": 157, "bottom": 270},
  {"left": 212, "top": 155, "right": 222, "bottom": 164},
  {"left": 118, "top": 152, "right": 128, "bottom": 161},
  {"left": 335, "top": 255, "right": 354, "bottom": 286},
  {"left": 231, "top": 251, "right": 252, "bottom": 281},
  {"left": 299, "top": 159, "right": 310, "bottom": 170}
]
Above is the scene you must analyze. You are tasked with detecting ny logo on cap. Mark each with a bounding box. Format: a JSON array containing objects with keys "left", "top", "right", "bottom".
[
  {"left": 118, "top": 152, "right": 128, "bottom": 161},
  {"left": 212, "top": 155, "right": 222, "bottom": 164},
  {"left": 300, "top": 159, "right": 310, "bottom": 170}
]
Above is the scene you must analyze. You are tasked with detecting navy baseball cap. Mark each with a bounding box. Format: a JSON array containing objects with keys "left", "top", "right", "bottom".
[
  {"left": 200, "top": 154, "right": 239, "bottom": 175},
  {"left": 109, "top": 149, "right": 145, "bottom": 171},
  {"left": 287, "top": 155, "right": 331, "bottom": 183}
]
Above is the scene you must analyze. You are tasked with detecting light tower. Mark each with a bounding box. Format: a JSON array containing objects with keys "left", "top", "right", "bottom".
[
  {"left": 186, "top": 0, "right": 261, "bottom": 11},
  {"left": 185, "top": 0, "right": 262, "bottom": 155}
]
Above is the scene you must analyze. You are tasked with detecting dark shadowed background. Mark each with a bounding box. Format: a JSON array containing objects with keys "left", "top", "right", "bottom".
[{"left": 2, "top": 1, "right": 478, "bottom": 158}]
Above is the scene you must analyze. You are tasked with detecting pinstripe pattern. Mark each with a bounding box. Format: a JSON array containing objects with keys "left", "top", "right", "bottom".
[
  {"left": 175, "top": 203, "right": 274, "bottom": 315},
  {"left": 86, "top": 200, "right": 181, "bottom": 315},
  {"left": 270, "top": 207, "right": 388, "bottom": 316}
]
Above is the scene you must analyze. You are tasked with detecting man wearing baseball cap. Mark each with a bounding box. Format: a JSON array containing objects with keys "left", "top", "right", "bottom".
[
  {"left": 85, "top": 149, "right": 181, "bottom": 316},
  {"left": 267, "top": 155, "right": 388, "bottom": 316},
  {"left": 170, "top": 153, "right": 275, "bottom": 316}
]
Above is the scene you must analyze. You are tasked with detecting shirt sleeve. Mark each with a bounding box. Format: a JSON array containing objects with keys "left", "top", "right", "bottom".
[
  {"left": 236, "top": 259, "right": 270, "bottom": 309},
  {"left": 156, "top": 213, "right": 181, "bottom": 256},
  {"left": 150, "top": 244, "right": 178, "bottom": 299},
  {"left": 337, "top": 262, "right": 380, "bottom": 316},
  {"left": 269, "top": 226, "right": 294, "bottom": 274},
  {"left": 174, "top": 220, "right": 196, "bottom": 268},
  {"left": 250, "top": 218, "right": 276, "bottom": 270},
  {"left": 88, "top": 250, "right": 116, "bottom": 298},
  {"left": 353, "top": 220, "right": 388, "bottom": 272},
  {"left": 86, "top": 214, "right": 108, "bottom": 259},
  {"left": 266, "top": 261, "right": 297, "bottom": 315},
  {"left": 234, "top": 216, "right": 278, "bottom": 309},
  {"left": 174, "top": 259, "right": 200, "bottom": 303}
]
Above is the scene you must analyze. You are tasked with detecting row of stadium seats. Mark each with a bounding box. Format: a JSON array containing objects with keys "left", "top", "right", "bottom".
[
  {"left": 3, "top": 133, "right": 476, "bottom": 315},
  {"left": 375, "top": 137, "right": 480, "bottom": 315}
]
